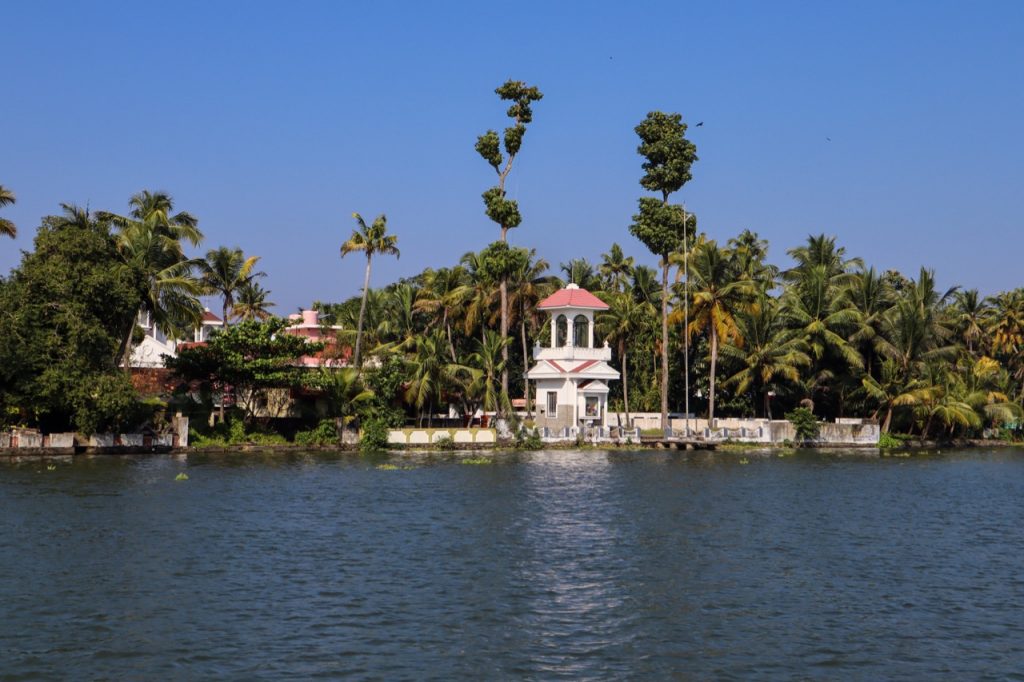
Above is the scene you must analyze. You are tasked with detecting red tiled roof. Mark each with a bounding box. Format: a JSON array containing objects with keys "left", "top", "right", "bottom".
[
  {"left": 538, "top": 285, "right": 608, "bottom": 310},
  {"left": 202, "top": 311, "right": 222, "bottom": 323}
]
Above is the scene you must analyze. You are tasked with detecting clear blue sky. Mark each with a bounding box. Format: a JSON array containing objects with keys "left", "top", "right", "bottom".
[{"left": 3, "top": 1, "right": 1022, "bottom": 312}]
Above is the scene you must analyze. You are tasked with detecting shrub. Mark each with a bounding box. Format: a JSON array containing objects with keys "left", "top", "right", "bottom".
[
  {"left": 878, "top": 431, "right": 903, "bottom": 449},
  {"left": 294, "top": 418, "right": 339, "bottom": 446},
  {"left": 360, "top": 416, "right": 391, "bottom": 452},
  {"left": 785, "top": 407, "right": 819, "bottom": 442},
  {"left": 434, "top": 434, "right": 456, "bottom": 450},
  {"left": 514, "top": 426, "right": 542, "bottom": 450}
]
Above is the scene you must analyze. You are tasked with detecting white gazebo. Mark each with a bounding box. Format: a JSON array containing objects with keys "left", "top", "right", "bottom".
[{"left": 527, "top": 284, "right": 620, "bottom": 432}]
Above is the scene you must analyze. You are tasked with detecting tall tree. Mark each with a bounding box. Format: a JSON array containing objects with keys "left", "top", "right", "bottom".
[
  {"left": 675, "top": 241, "right": 753, "bottom": 424},
  {"left": 476, "top": 79, "right": 543, "bottom": 403},
  {"left": 341, "top": 212, "right": 400, "bottom": 368},
  {"left": 598, "top": 290, "right": 654, "bottom": 427},
  {"left": 0, "top": 185, "right": 16, "bottom": 238},
  {"left": 197, "top": 246, "right": 262, "bottom": 326},
  {"left": 507, "top": 249, "right": 554, "bottom": 415},
  {"left": 599, "top": 243, "right": 635, "bottom": 293},
  {"left": 629, "top": 111, "right": 698, "bottom": 429},
  {"left": 98, "top": 190, "right": 205, "bottom": 367},
  {"left": 233, "top": 280, "right": 276, "bottom": 322}
]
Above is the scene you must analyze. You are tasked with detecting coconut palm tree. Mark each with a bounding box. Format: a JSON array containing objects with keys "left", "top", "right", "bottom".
[
  {"left": 98, "top": 190, "right": 205, "bottom": 366},
  {"left": 233, "top": 280, "right": 275, "bottom": 321},
  {"left": 953, "top": 289, "right": 989, "bottom": 357},
  {"left": 721, "top": 295, "right": 810, "bottom": 418},
  {"left": 415, "top": 266, "right": 468, "bottom": 361},
  {"left": 674, "top": 241, "right": 755, "bottom": 424},
  {"left": 404, "top": 330, "right": 472, "bottom": 426},
  {"left": 458, "top": 250, "right": 498, "bottom": 344},
  {"left": 0, "top": 185, "right": 16, "bottom": 238},
  {"left": 197, "top": 247, "right": 262, "bottom": 326},
  {"left": 843, "top": 266, "right": 895, "bottom": 377},
  {"left": 559, "top": 258, "right": 601, "bottom": 291},
  {"left": 599, "top": 243, "right": 635, "bottom": 293},
  {"left": 341, "top": 213, "right": 399, "bottom": 368},
  {"left": 467, "top": 330, "right": 510, "bottom": 416},
  {"left": 507, "top": 249, "right": 554, "bottom": 414},
  {"left": 598, "top": 291, "right": 654, "bottom": 426}
]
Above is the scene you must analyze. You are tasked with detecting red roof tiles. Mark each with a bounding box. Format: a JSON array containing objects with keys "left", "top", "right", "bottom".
[{"left": 537, "top": 285, "right": 608, "bottom": 310}]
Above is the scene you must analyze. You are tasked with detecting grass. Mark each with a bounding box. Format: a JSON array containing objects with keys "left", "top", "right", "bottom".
[{"left": 461, "top": 457, "right": 493, "bottom": 465}]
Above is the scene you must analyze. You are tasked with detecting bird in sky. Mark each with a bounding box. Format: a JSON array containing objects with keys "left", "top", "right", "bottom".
[
  {"left": 695, "top": 121, "right": 704, "bottom": 127},
  {"left": 826, "top": 137, "right": 831, "bottom": 142}
]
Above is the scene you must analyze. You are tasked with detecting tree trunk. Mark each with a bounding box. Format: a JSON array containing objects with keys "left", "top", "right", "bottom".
[
  {"left": 521, "top": 319, "right": 531, "bottom": 417},
  {"left": 882, "top": 405, "right": 893, "bottom": 433},
  {"left": 500, "top": 279, "right": 509, "bottom": 414},
  {"left": 660, "top": 259, "right": 669, "bottom": 430},
  {"left": 763, "top": 390, "right": 771, "bottom": 419},
  {"left": 222, "top": 300, "right": 230, "bottom": 329},
  {"left": 354, "top": 254, "right": 372, "bottom": 368},
  {"left": 709, "top": 325, "right": 718, "bottom": 425},
  {"left": 444, "top": 310, "right": 456, "bottom": 362},
  {"left": 622, "top": 343, "right": 630, "bottom": 428},
  {"left": 116, "top": 316, "right": 135, "bottom": 372}
]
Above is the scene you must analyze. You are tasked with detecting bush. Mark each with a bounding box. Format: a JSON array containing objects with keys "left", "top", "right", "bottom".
[
  {"left": 294, "top": 418, "right": 339, "bottom": 446},
  {"left": 434, "top": 434, "right": 456, "bottom": 450},
  {"left": 360, "top": 416, "right": 391, "bottom": 452},
  {"left": 514, "top": 426, "right": 543, "bottom": 450},
  {"left": 878, "top": 431, "right": 903, "bottom": 449},
  {"left": 785, "top": 407, "right": 819, "bottom": 442}
]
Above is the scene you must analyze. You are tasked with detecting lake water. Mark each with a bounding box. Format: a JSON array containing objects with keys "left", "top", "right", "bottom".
[{"left": 2, "top": 448, "right": 1024, "bottom": 680}]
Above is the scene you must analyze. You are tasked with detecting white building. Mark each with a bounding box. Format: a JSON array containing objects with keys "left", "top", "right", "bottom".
[
  {"left": 129, "top": 309, "right": 224, "bottom": 368},
  {"left": 527, "top": 284, "right": 620, "bottom": 432}
]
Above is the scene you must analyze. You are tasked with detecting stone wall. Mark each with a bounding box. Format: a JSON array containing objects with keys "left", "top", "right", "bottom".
[{"left": 610, "top": 413, "right": 879, "bottom": 446}]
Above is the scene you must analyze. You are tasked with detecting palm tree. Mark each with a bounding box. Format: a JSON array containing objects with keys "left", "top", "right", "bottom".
[
  {"left": 467, "top": 330, "right": 511, "bottom": 416},
  {"left": 559, "top": 258, "right": 601, "bottom": 291},
  {"left": 674, "top": 241, "right": 754, "bottom": 424},
  {"left": 341, "top": 213, "right": 399, "bottom": 368},
  {"left": 987, "top": 289, "right": 1024, "bottom": 357},
  {"left": 843, "top": 267, "right": 895, "bottom": 377},
  {"left": 507, "top": 250, "right": 554, "bottom": 414},
  {"left": 599, "top": 243, "right": 634, "bottom": 292},
  {"left": 197, "top": 246, "right": 262, "bottom": 326},
  {"left": 0, "top": 185, "right": 16, "bottom": 238},
  {"left": 404, "top": 330, "right": 471, "bottom": 426},
  {"left": 953, "top": 289, "right": 989, "bottom": 357},
  {"left": 415, "top": 266, "right": 469, "bottom": 361},
  {"left": 98, "top": 190, "right": 205, "bottom": 366},
  {"left": 233, "top": 280, "right": 275, "bottom": 321},
  {"left": 721, "top": 295, "right": 810, "bottom": 418},
  {"left": 313, "top": 367, "right": 375, "bottom": 428},
  {"left": 598, "top": 291, "right": 654, "bottom": 426},
  {"left": 459, "top": 250, "right": 498, "bottom": 344}
]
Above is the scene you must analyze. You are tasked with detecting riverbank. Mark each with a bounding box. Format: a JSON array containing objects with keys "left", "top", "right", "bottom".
[{"left": 3, "top": 437, "right": 1021, "bottom": 458}]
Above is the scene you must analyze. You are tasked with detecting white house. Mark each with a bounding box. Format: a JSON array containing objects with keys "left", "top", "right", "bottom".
[
  {"left": 527, "top": 284, "right": 620, "bottom": 431},
  {"left": 129, "top": 309, "right": 224, "bottom": 368}
]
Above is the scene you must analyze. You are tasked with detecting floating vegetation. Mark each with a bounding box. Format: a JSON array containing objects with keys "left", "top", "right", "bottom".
[
  {"left": 461, "top": 457, "right": 493, "bottom": 465},
  {"left": 46, "top": 464, "right": 56, "bottom": 471},
  {"left": 739, "top": 458, "right": 750, "bottom": 465},
  {"left": 376, "top": 464, "right": 400, "bottom": 470},
  {"left": 175, "top": 472, "right": 189, "bottom": 481}
]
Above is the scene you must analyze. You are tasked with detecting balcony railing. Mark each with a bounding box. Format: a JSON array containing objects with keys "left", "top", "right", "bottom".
[{"left": 532, "top": 345, "right": 611, "bottom": 362}]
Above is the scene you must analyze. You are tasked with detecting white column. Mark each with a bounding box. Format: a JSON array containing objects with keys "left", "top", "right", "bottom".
[
  {"left": 587, "top": 314, "right": 594, "bottom": 349},
  {"left": 566, "top": 313, "right": 574, "bottom": 348},
  {"left": 550, "top": 315, "right": 557, "bottom": 348}
]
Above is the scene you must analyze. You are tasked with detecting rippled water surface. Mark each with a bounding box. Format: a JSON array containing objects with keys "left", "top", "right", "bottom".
[{"left": 3, "top": 448, "right": 1024, "bottom": 680}]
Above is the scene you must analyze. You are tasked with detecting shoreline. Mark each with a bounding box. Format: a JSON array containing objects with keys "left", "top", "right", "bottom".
[{"left": 1, "top": 438, "right": 1021, "bottom": 458}]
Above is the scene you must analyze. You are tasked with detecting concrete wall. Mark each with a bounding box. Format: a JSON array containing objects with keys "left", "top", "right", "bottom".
[{"left": 387, "top": 428, "right": 497, "bottom": 446}]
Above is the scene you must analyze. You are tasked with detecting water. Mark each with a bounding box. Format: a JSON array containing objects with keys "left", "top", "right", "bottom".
[{"left": 2, "top": 449, "right": 1024, "bottom": 680}]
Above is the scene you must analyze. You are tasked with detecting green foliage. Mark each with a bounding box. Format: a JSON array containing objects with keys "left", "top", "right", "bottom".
[
  {"left": 360, "top": 416, "right": 391, "bottom": 452},
  {"left": 461, "top": 457, "right": 493, "bottom": 465},
  {"left": 785, "top": 407, "right": 820, "bottom": 442},
  {"left": 514, "top": 426, "right": 543, "bottom": 450},
  {"left": 629, "top": 196, "right": 689, "bottom": 258},
  {"left": 635, "top": 111, "right": 699, "bottom": 197},
  {"left": 434, "top": 434, "right": 456, "bottom": 450},
  {"left": 481, "top": 187, "right": 522, "bottom": 231},
  {"left": 878, "top": 431, "right": 904, "bottom": 449},
  {"left": 167, "top": 318, "right": 319, "bottom": 421},
  {"left": 0, "top": 210, "right": 146, "bottom": 432},
  {"left": 294, "top": 418, "right": 339, "bottom": 446}
]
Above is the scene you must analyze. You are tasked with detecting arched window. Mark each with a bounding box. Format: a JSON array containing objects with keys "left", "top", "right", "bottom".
[
  {"left": 555, "top": 314, "right": 568, "bottom": 347},
  {"left": 573, "top": 314, "right": 590, "bottom": 348}
]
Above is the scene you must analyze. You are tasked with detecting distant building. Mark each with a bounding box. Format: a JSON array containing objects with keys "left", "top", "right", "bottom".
[
  {"left": 527, "top": 284, "right": 620, "bottom": 431},
  {"left": 129, "top": 309, "right": 224, "bottom": 368}
]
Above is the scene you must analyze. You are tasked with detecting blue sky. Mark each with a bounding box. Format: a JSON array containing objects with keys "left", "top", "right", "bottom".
[{"left": 3, "top": 1, "right": 1022, "bottom": 312}]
